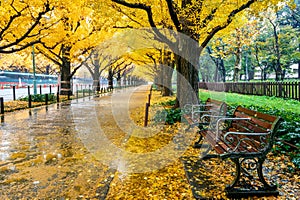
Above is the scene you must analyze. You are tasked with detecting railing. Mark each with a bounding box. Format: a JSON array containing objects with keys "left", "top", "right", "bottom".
[{"left": 199, "top": 81, "right": 300, "bottom": 101}]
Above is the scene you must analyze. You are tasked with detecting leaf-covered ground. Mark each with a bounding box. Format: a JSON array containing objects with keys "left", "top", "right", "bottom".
[{"left": 0, "top": 86, "right": 299, "bottom": 199}]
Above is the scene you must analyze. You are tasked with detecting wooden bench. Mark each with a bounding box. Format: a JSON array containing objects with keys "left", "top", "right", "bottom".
[
  {"left": 182, "top": 98, "right": 227, "bottom": 146},
  {"left": 198, "top": 106, "right": 283, "bottom": 198},
  {"left": 183, "top": 98, "right": 227, "bottom": 126}
]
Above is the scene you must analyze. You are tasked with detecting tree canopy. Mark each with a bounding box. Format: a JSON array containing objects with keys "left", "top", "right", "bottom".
[{"left": 0, "top": 0, "right": 299, "bottom": 97}]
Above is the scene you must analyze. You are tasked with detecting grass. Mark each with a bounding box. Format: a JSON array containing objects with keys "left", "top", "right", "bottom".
[{"left": 199, "top": 89, "right": 300, "bottom": 115}]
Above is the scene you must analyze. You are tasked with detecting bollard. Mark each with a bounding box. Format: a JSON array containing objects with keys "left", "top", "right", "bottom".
[
  {"left": 56, "top": 86, "right": 60, "bottom": 102},
  {"left": 27, "top": 86, "right": 31, "bottom": 96},
  {"left": 28, "top": 95, "right": 32, "bottom": 108},
  {"left": 144, "top": 103, "right": 149, "bottom": 127},
  {"left": 56, "top": 93, "right": 60, "bottom": 102},
  {"left": 45, "top": 94, "right": 48, "bottom": 105},
  {"left": 148, "top": 94, "right": 151, "bottom": 106},
  {"left": 49, "top": 85, "right": 52, "bottom": 94},
  {"left": 40, "top": 85, "right": 42, "bottom": 94},
  {"left": 13, "top": 86, "right": 16, "bottom": 101},
  {"left": 0, "top": 97, "right": 4, "bottom": 114}
]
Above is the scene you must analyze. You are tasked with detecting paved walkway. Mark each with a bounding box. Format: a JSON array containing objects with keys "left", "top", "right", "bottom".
[{"left": 0, "top": 85, "right": 156, "bottom": 199}]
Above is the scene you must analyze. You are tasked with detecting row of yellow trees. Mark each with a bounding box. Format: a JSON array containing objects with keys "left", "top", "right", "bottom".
[{"left": 0, "top": 0, "right": 293, "bottom": 105}]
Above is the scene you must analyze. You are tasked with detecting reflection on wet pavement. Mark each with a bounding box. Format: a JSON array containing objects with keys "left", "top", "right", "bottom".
[{"left": 0, "top": 89, "right": 135, "bottom": 199}]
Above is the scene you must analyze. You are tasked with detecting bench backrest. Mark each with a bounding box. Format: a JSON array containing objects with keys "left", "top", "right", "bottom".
[
  {"left": 205, "top": 98, "right": 227, "bottom": 116},
  {"left": 231, "top": 106, "right": 282, "bottom": 153}
]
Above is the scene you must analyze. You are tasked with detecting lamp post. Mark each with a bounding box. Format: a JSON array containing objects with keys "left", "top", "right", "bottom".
[{"left": 32, "top": 45, "right": 37, "bottom": 95}]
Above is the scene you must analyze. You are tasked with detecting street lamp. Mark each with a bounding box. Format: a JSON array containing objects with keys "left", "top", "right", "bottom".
[{"left": 32, "top": 45, "right": 37, "bottom": 95}]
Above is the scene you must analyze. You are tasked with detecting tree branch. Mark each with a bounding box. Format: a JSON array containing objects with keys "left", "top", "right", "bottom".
[
  {"left": 0, "top": 2, "right": 52, "bottom": 51},
  {"left": 201, "top": 0, "right": 256, "bottom": 48},
  {"left": 165, "top": 0, "right": 181, "bottom": 31},
  {"left": 112, "top": 0, "right": 174, "bottom": 48}
]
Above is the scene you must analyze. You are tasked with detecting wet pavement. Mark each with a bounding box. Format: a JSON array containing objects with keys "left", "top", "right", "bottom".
[{"left": 0, "top": 85, "right": 150, "bottom": 199}]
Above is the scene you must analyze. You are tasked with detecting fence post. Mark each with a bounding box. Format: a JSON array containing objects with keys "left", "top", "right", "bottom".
[
  {"left": 13, "top": 86, "right": 16, "bottom": 101},
  {"left": 278, "top": 82, "right": 282, "bottom": 98},
  {"left": 50, "top": 85, "right": 52, "bottom": 94},
  {"left": 40, "top": 85, "right": 42, "bottom": 94},
  {"left": 45, "top": 94, "right": 48, "bottom": 105},
  {"left": 148, "top": 94, "right": 151, "bottom": 106},
  {"left": 0, "top": 97, "right": 4, "bottom": 114},
  {"left": 291, "top": 82, "right": 295, "bottom": 100},
  {"left": 28, "top": 95, "right": 32, "bottom": 108},
  {"left": 67, "top": 91, "right": 71, "bottom": 100},
  {"left": 298, "top": 82, "right": 300, "bottom": 101},
  {"left": 28, "top": 85, "right": 31, "bottom": 97},
  {"left": 57, "top": 86, "right": 60, "bottom": 103},
  {"left": 144, "top": 103, "right": 149, "bottom": 127}
]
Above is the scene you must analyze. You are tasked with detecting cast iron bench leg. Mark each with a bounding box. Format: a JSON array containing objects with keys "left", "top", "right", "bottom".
[
  {"left": 257, "top": 157, "right": 278, "bottom": 191},
  {"left": 225, "top": 157, "right": 279, "bottom": 198}
]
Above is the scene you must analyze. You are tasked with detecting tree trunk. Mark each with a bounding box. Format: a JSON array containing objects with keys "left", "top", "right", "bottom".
[
  {"left": 161, "top": 61, "right": 174, "bottom": 96},
  {"left": 272, "top": 20, "right": 282, "bottom": 81},
  {"left": 93, "top": 70, "right": 100, "bottom": 92},
  {"left": 175, "top": 39, "right": 200, "bottom": 108},
  {"left": 60, "top": 45, "right": 72, "bottom": 95},
  {"left": 233, "top": 48, "right": 242, "bottom": 82},
  {"left": 108, "top": 68, "right": 114, "bottom": 89},
  {"left": 123, "top": 74, "right": 127, "bottom": 86},
  {"left": 117, "top": 70, "right": 121, "bottom": 87},
  {"left": 155, "top": 67, "right": 163, "bottom": 92},
  {"left": 219, "top": 59, "right": 226, "bottom": 82},
  {"left": 213, "top": 61, "right": 219, "bottom": 82}
]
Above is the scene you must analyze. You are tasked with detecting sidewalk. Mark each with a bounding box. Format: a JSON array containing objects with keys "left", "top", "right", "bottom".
[{"left": 0, "top": 85, "right": 173, "bottom": 199}]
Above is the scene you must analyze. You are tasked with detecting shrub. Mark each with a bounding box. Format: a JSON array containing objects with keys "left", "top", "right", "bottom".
[{"left": 18, "top": 94, "right": 56, "bottom": 102}]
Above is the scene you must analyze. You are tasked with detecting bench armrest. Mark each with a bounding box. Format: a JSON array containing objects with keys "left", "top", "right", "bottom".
[
  {"left": 191, "top": 110, "right": 218, "bottom": 120},
  {"left": 200, "top": 114, "right": 226, "bottom": 121},
  {"left": 223, "top": 131, "right": 271, "bottom": 153},
  {"left": 216, "top": 117, "right": 251, "bottom": 141},
  {"left": 183, "top": 103, "right": 206, "bottom": 114},
  {"left": 192, "top": 104, "right": 213, "bottom": 109}
]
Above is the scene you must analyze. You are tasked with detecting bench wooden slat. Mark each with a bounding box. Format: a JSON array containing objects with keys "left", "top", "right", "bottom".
[
  {"left": 235, "top": 106, "right": 277, "bottom": 122},
  {"left": 232, "top": 121, "right": 267, "bottom": 133},
  {"left": 234, "top": 112, "right": 273, "bottom": 130}
]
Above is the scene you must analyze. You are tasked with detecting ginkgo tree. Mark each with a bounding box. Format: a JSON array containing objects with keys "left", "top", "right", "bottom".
[
  {"left": 209, "top": 17, "right": 260, "bottom": 82},
  {"left": 0, "top": 0, "right": 55, "bottom": 53},
  {"left": 127, "top": 47, "right": 175, "bottom": 96},
  {"left": 32, "top": 0, "right": 118, "bottom": 95},
  {"left": 84, "top": 48, "right": 113, "bottom": 92},
  {"left": 112, "top": 0, "right": 293, "bottom": 106}
]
